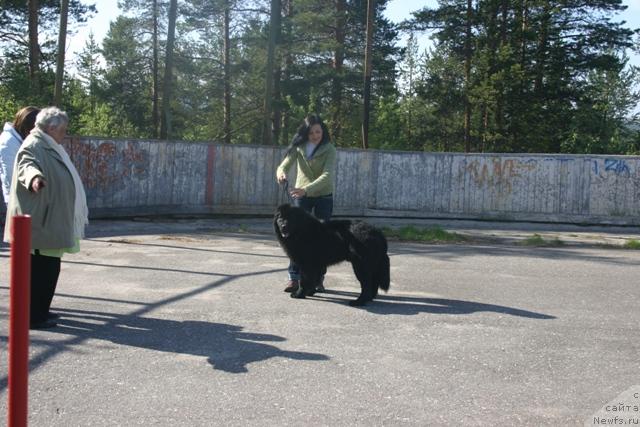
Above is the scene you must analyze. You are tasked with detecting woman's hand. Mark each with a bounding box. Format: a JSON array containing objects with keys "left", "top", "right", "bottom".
[
  {"left": 30, "top": 176, "right": 47, "bottom": 193},
  {"left": 289, "top": 188, "right": 306, "bottom": 199}
]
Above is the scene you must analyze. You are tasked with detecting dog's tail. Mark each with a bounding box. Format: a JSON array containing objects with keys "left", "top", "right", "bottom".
[{"left": 378, "top": 254, "right": 390, "bottom": 292}]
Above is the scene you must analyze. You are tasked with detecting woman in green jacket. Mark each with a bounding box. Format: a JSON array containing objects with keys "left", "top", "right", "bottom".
[
  {"left": 4, "top": 107, "right": 89, "bottom": 329},
  {"left": 276, "top": 113, "right": 337, "bottom": 293}
]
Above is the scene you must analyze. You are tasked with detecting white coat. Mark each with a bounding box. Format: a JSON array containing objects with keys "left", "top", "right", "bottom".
[{"left": 0, "top": 123, "right": 23, "bottom": 204}]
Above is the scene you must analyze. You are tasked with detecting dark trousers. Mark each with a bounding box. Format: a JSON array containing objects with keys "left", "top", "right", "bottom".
[
  {"left": 288, "top": 195, "right": 333, "bottom": 280},
  {"left": 30, "top": 252, "right": 61, "bottom": 323}
]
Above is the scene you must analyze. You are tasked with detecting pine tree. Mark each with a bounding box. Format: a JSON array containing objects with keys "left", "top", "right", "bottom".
[
  {"left": 101, "top": 16, "right": 154, "bottom": 137},
  {"left": 75, "top": 31, "right": 102, "bottom": 115},
  {"left": 408, "top": 0, "right": 637, "bottom": 153}
]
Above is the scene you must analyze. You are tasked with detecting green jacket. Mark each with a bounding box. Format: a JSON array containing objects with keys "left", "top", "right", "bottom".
[
  {"left": 276, "top": 141, "right": 336, "bottom": 197},
  {"left": 4, "top": 130, "right": 78, "bottom": 249}
]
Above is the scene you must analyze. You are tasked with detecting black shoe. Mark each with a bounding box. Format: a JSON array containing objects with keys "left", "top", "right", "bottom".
[
  {"left": 48, "top": 312, "right": 60, "bottom": 320},
  {"left": 315, "top": 283, "right": 325, "bottom": 292},
  {"left": 284, "top": 280, "right": 299, "bottom": 293},
  {"left": 30, "top": 319, "right": 58, "bottom": 330}
]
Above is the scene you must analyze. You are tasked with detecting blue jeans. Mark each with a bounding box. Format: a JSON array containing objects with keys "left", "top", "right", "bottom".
[{"left": 288, "top": 195, "right": 333, "bottom": 280}]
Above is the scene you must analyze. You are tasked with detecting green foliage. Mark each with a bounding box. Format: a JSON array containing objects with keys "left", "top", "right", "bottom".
[
  {"left": 0, "top": 0, "right": 637, "bottom": 155},
  {"left": 408, "top": 0, "right": 638, "bottom": 154},
  {"left": 76, "top": 103, "right": 140, "bottom": 138},
  {"left": 101, "top": 16, "right": 155, "bottom": 137},
  {"left": 0, "top": 41, "right": 57, "bottom": 106},
  {"left": 370, "top": 96, "right": 404, "bottom": 150},
  {"left": 562, "top": 65, "right": 640, "bottom": 154},
  {"left": 623, "top": 239, "right": 640, "bottom": 249},
  {"left": 64, "top": 77, "right": 139, "bottom": 137},
  {"left": 519, "top": 234, "right": 564, "bottom": 247},
  {"left": 0, "top": 0, "right": 95, "bottom": 108},
  {"left": 0, "top": 0, "right": 95, "bottom": 39},
  {"left": 383, "top": 225, "right": 468, "bottom": 243},
  {"left": 0, "top": 86, "right": 20, "bottom": 123}
]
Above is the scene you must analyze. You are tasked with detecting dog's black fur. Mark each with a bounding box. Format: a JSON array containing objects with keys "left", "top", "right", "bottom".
[{"left": 274, "top": 203, "right": 390, "bottom": 306}]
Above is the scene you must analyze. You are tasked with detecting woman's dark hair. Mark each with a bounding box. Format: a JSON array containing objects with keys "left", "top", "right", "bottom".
[
  {"left": 293, "top": 113, "right": 331, "bottom": 147},
  {"left": 284, "top": 113, "right": 331, "bottom": 158},
  {"left": 13, "top": 106, "right": 40, "bottom": 139}
]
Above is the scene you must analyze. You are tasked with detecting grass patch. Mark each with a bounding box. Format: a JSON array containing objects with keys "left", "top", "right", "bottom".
[
  {"left": 105, "top": 238, "right": 143, "bottom": 244},
  {"left": 623, "top": 239, "right": 640, "bottom": 249},
  {"left": 383, "top": 225, "right": 468, "bottom": 243},
  {"left": 520, "top": 233, "right": 564, "bottom": 247}
]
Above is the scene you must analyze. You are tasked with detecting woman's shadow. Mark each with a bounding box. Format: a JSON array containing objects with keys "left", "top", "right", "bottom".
[{"left": 50, "top": 309, "right": 329, "bottom": 373}]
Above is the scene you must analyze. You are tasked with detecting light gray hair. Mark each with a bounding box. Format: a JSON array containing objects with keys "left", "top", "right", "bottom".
[{"left": 35, "top": 106, "right": 69, "bottom": 131}]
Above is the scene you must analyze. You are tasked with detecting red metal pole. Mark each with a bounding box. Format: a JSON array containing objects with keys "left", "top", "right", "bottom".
[{"left": 8, "top": 215, "right": 31, "bottom": 427}]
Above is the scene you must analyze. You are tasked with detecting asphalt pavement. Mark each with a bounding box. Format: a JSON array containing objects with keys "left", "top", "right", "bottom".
[{"left": 0, "top": 216, "right": 639, "bottom": 426}]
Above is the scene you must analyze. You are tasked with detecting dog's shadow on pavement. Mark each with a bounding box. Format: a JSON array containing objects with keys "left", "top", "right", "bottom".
[
  {"left": 316, "top": 290, "right": 555, "bottom": 319},
  {"left": 48, "top": 310, "right": 329, "bottom": 373}
]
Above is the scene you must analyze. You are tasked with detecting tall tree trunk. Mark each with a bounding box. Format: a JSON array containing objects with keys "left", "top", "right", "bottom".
[
  {"left": 262, "top": 0, "right": 281, "bottom": 145},
  {"left": 362, "top": 0, "right": 375, "bottom": 150},
  {"left": 519, "top": 0, "right": 528, "bottom": 94},
  {"left": 28, "top": 0, "right": 40, "bottom": 93},
  {"left": 272, "top": 1, "right": 283, "bottom": 146},
  {"left": 160, "top": 0, "right": 178, "bottom": 140},
  {"left": 406, "top": 33, "right": 416, "bottom": 147},
  {"left": 331, "top": 0, "right": 346, "bottom": 143},
  {"left": 280, "top": 0, "right": 293, "bottom": 145},
  {"left": 496, "top": 0, "right": 508, "bottom": 141},
  {"left": 485, "top": 0, "right": 499, "bottom": 150},
  {"left": 152, "top": 0, "right": 160, "bottom": 138},
  {"left": 534, "top": 1, "right": 549, "bottom": 95},
  {"left": 463, "top": 0, "right": 472, "bottom": 152},
  {"left": 272, "top": 65, "right": 282, "bottom": 144},
  {"left": 514, "top": 0, "right": 529, "bottom": 146},
  {"left": 53, "top": 0, "right": 69, "bottom": 106},
  {"left": 223, "top": 0, "right": 231, "bottom": 144},
  {"left": 481, "top": 107, "right": 488, "bottom": 152}
]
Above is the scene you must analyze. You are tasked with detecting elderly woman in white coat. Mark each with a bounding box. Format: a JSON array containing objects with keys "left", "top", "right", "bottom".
[{"left": 4, "top": 107, "right": 89, "bottom": 329}]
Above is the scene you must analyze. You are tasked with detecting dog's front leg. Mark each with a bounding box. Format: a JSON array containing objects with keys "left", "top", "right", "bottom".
[
  {"left": 291, "top": 272, "right": 308, "bottom": 299},
  {"left": 291, "top": 270, "right": 317, "bottom": 299},
  {"left": 291, "top": 286, "right": 306, "bottom": 299}
]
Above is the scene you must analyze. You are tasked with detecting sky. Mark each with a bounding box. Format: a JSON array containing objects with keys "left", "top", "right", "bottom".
[{"left": 67, "top": 0, "right": 640, "bottom": 67}]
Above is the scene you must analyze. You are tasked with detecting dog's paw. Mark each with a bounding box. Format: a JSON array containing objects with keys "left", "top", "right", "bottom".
[
  {"left": 291, "top": 290, "right": 306, "bottom": 299},
  {"left": 349, "top": 298, "right": 367, "bottom": 307}
]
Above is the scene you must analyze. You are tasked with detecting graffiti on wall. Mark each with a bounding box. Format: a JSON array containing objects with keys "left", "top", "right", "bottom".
[
  {"left": 64, "top": 139, "right": 148, "bottom": 190},
  {"left": 591, "top": 158, "right": 640, "bottom": 214},
  {"left": 592, "top": 158, "right": 632, "bottom": 178},
  {"left": 462, "top": 158, "right": 537, "bottom": 194}
]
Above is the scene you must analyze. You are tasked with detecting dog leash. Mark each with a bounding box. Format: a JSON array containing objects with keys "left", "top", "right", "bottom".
[{"left": 281, "top": 179, "right": 294, "bottom": 203}]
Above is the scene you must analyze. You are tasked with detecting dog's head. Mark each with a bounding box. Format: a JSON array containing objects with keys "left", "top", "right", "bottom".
[
  {"left": 274, "top": 203, "right": 310, "bottom": 239},
  {"left": 274, "top": 204, "right": 294, "bottom": 238}
]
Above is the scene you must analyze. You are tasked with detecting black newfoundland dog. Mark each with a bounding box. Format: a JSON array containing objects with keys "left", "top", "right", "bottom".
[{"left": 274, "top": 203, "right": 390, "bottom": 306}]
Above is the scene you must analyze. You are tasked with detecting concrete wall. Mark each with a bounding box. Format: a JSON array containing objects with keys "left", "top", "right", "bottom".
[{"left": 2, "top": 137, "right": 640, "bottom": 224}]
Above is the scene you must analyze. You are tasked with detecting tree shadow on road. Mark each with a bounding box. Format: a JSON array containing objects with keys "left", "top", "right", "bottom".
[
  {"left": 388, "top": 242, "right": 639, "bottom": 265},
  {"left": 83, "top": 237, "right": 286, "bottom": 259},
  {"left": 316, "top": 290, "right": 555, "bottom": 319}
]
